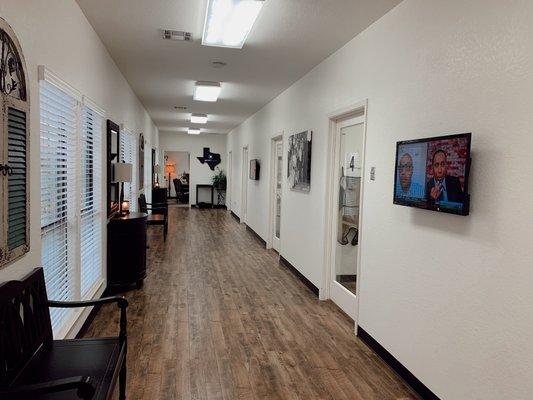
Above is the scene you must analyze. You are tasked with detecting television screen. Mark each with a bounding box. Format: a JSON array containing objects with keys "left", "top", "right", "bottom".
[{"left": 393, "top": 133, "right": 471, "bottom": 215}]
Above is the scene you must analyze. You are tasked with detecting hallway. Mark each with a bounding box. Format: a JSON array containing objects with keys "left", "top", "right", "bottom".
[{"left": 85, "top": 208, "right": 417, "bottom": 400}]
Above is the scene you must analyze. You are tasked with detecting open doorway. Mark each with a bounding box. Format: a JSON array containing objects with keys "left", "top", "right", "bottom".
[
  {"left": 164, "top": 151, "right": 190, "bottom": 205},
  {"left": 323, "top": 101, "right": 367, "bottom": 326},
  {"left": 227, "top": 150, "right": 233, "bottom": 211},
  {"left": 241, "top": 146, "right": 249, "bottom": 223},
  {"left": 268, "top": 136, "right": 283, "bottom": 251}
]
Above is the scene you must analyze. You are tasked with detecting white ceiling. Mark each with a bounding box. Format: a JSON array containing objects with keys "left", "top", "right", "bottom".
[{"left": 76, "top": 0, "right": 402, "bottom": 135}]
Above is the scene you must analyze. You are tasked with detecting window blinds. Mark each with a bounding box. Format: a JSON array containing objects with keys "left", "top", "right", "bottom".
[
  {"left": 80, "top": 106, "right": 103, "bottom": 296},
  {"left": 120, "top": 131, "right": 137, "bottom": 211},
  {"left": 40, "top": 80, "right": 78, "bottom": 330},
  {"left": 40, "top": 74, "right": 105, "bottom": 334}
]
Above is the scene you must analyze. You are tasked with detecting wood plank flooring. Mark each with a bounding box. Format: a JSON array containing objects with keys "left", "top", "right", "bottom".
[{"left": 84, "top": 208, "right": 418, "bottom": 400}]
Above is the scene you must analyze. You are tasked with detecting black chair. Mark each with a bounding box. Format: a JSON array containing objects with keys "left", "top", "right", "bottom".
[
  {"left": 173, "top": 178, "right": 189, "bottom": 204},
  {"left": 138, "top": 193, "right": 168, "bottom": 242},
  {"left": 0, "top": 267, "right": 128, "bottom": 400}
]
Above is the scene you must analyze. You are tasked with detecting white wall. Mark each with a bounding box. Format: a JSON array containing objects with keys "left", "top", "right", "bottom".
[
  {"left": 226, "top": 0, "right": 533, "bottom": 398},
  {"left": 159, "top": 133, "right": 226, "bottom": 205},
  {"left": 0, "top": 1, "right": 158, "bottom": 307}
]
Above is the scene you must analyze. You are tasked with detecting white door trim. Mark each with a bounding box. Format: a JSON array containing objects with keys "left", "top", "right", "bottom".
[
  {"left": 267, "top": 134, "right": 284, "bottom": 250},
  {"left": 227, "top": 150, "right": 232, "bottom": 211},
  {"left": 322, "top": 99, "right": 368, "bottom": 332},
  {"left": 241, "top": 145, "right": 249, "bottom": 224}
]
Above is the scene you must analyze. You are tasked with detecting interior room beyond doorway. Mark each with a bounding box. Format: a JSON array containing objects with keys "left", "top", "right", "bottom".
[{"left": 164, "top": 151, "right": 190, "bottom": 205}]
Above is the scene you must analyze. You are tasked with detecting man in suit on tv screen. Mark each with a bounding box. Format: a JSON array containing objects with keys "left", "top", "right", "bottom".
[{"left": 426, "top": 149, "right": 464, "bottom": 205}]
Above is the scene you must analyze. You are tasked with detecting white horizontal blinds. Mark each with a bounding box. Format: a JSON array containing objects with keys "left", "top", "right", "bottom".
[
  {"left": 120, "top": 131, "right": 137, "bottom": 211},
  {"left": 7, "top": 107, "right": 28, "bottom": 250},
  {"left": 40, "top": 80, "right": 78, "bottom": 331},
  {"left": 80, "top": 106, "right": 103, "bottom": 296}
]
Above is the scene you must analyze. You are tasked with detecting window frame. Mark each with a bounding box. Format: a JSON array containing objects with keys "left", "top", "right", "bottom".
[{"left": 39, "top": 66, "right": 106, "bottom": 337}]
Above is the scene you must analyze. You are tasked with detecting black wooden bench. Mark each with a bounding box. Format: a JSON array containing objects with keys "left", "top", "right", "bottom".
[{"left": 0, "top": 268, "right": 128, "bottom": 399}]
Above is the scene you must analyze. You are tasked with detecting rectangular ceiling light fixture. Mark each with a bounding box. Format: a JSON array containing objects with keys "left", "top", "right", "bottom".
[
  {"left": 202, "top": 0, "right": 265, "bottom": 48},
  {"left": 193, "top": 81, "right": 221, "bottom": 102},
  {"left": 191, "top": 113, "right": 208, "bottom": 124},
  {"left": 188, "top": 128, "right": 201, "bottom": 135}
]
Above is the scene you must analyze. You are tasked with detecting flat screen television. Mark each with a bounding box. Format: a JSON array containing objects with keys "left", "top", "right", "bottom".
[{"left": 393, "top": 133, "right": 471, "bottom": 216}]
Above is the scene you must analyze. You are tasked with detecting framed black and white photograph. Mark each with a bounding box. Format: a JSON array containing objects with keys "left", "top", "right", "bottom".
[
  {"left": 249, "top": 159, "right": 260, "bottom": 180},
  {"left": 288, "top": 130, "right": 312, "bottom": 192}
]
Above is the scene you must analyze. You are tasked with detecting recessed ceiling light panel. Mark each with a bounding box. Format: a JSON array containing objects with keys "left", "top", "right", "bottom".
[
  {"left": 188, "top": 128, "right": 201, "bottom": 135},
  {"left": 191, "top": 113, "right": 208, "bottom": 124},
  {"left": 202, "top": 0, "right": 265, "bottom": 49},
  {"left": 193, "top": 81, "right": 221, "bottom": 102}
]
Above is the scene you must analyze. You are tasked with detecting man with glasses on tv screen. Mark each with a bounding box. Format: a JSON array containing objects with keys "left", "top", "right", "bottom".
[
  {"left": 396, "top": 152, "right": 424, "bottom": 199},
  {"left": 426, "top": 149, "right": 464, "bottom": 206}
]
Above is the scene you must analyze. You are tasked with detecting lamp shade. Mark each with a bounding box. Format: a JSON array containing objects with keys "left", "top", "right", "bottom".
[
  {"left": 165, "top": 164, "right": 176, "bottom": 175},
  {"left": 113, "top": 162, "right": 132, "bottom": 183}
]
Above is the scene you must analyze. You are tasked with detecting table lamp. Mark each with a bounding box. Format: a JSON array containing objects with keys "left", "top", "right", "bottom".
[{"left": 113, "top": 162, "right": 132, "bottom": 215}]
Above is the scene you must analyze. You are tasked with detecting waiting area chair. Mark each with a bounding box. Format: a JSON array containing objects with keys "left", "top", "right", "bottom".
[
  {"left": 0, "top": 268, "right": 128, "bottom": 400},
  {"left": 138, "top": 193, "right": 168, "bottom": 242},
  {"left": 173, "top": 178, "right": 189, "bottom": 204}
]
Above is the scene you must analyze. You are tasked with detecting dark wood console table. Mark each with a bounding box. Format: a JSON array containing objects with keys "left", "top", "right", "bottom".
[{"left": 107, "top": 212, "right": 147, "bottom": 292}]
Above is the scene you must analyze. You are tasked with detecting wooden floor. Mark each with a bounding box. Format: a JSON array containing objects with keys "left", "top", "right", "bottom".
[{"left": 85, "top": 208, "right": 418, "bottom": 400}]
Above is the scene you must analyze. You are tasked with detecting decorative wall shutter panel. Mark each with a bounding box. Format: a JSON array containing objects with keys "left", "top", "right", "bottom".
[
  {"left": 7, "top": 107, "right": 27, "bottom": 249},
  {"left": 0, "top": 18, "right": 30, "bottom": 267}
]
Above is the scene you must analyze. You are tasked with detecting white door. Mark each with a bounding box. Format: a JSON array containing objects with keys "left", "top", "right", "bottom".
[
  {"left": 329, "top": 116, "right": 365, "bottom": 321},
  {"left": 241, "top": 146, "right": 248, "bottom": 223},
  {"left": 227, "top": 151, "right": 232, "bottom": 211},
  {"left": 272, "top": 139, "right": 283, "bottom": 251}
]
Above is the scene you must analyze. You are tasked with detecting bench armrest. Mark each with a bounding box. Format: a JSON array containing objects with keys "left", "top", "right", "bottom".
[
  {"left": 0, "top": 376, "right": 95, "bottom": 400},
  {"left": 146, "top": 202, "right": 167, "bottom": 208},
  {"left": 48, "top": 296, "right": 128, "bottom": 309},
  {"left": 48, "top": 297, "right": 128, "bottom": 345},
  {"left": 146, "top": 206, "right": 167, "bottom": 212}
]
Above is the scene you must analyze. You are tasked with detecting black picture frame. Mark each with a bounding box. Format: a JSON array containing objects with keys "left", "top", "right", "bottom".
[
  {"left": 139, "top": 133, "right": 145, "bottom": 190},
  {"left": 249, "top": 159, "right": 260, "bottom": 180},
  {"left": 107, "top": 119, "right": 120, "bottom": 218}
]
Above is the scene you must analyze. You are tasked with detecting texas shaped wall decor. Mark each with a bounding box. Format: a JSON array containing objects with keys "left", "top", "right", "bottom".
[{"left": 197, "top": 147, "right": 221, "bottom": 171}]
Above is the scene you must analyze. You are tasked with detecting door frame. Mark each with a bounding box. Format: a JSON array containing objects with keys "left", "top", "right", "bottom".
[
  {"left": 267, "top": 133, "right": 284, "bottom": 250},
  {"left": 227, "top": 150, "right": 232, "bottom": 211},
  {"left": 322, "top": 99, "right": 368, "bottom": 331},
  {"left": 241, "top": 145, "right": 249, "bottom": 224}
]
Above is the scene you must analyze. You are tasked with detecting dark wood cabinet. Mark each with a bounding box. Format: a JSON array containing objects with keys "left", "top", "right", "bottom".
[{"left": 107, "top": 212, "right": 147, "bottom": 291}]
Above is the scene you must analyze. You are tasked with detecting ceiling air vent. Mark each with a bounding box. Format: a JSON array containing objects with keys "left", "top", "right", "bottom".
[{"left": 162, "top": 30, "right": 192, "bottom": 41}]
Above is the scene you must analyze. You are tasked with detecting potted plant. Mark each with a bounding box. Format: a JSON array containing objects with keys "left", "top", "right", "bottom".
[{"left": 212, "top": 168, "right": 227, "bottom": 190}]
